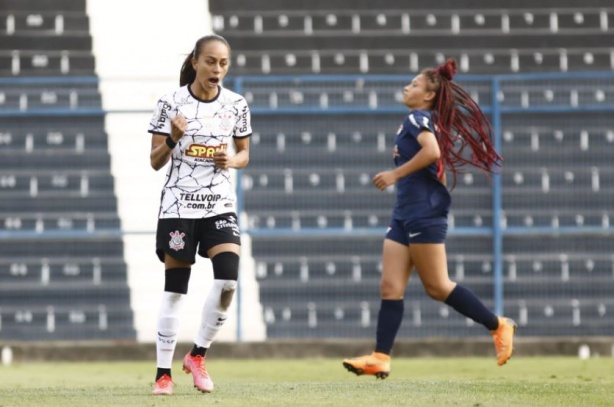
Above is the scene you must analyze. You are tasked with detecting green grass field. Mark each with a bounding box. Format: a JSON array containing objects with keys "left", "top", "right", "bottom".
[{"left": 1, "top": 357, "right": 612, "bottom": 407}]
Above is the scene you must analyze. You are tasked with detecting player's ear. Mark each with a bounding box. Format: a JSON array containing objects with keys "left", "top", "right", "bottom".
[{"left": 424, "top": 90, "right": 436, "bottom": 103}]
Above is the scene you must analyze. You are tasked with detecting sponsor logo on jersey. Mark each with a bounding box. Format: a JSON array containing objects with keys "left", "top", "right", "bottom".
[
  {"left": 169, "top": 230, "right": 186, "bottom": 251},
  {"left": 185, "top": 143, "right": 227, "bottom": 158},
  {"left": 238, "top": 105, "right": 249, "bottom": 133},
  {"left": 155, "top": 101, "right": 172, "bottom": 129},
  {"left": 180, "top": 193, "right": 222, "bottom": 210},
  {"left": 179, "top": 193, "right": 221, "bottom": 202},
  {"left": 215, "top": 216, "right": 240, "bottom": 236}
]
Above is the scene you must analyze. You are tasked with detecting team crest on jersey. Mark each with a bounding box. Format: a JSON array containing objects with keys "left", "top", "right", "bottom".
[
  {"left": 169, "top": 231, "right": 186, "bottom": 251},
  {"left": 216, "top": 111, "right": 234, "bottom": 131}
]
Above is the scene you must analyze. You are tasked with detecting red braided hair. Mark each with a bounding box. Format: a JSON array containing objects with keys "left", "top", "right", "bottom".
[{"left": 422, "top": 59, "right": 502, "bottom": 187}]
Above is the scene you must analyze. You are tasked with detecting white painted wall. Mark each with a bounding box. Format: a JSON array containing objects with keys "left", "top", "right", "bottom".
[{"left": 85, "top": 0, "right": 265, "bottom": 343}]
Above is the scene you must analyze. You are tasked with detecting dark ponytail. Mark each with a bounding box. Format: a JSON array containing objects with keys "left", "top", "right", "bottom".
[
  {"left": 179, "top": 34, "right": 231, "bottom": 86},
  {"left": 179, "top": 54, "right": 196, "bottom": 87}
]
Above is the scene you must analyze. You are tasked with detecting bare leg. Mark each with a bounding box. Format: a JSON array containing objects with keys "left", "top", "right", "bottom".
[
  {"left": 380, "top": 238, "right": 414, "bottom": 299},
  {"left": 409, "top": 243, "right": 455, "bottom": 301}
]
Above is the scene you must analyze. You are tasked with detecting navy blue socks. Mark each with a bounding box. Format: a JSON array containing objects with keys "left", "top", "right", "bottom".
[
  {"left": 374, "top": 299, "right": 404, "bottom": 355},
  {"left": 444, "top": 284, "right": 499, "bottom": 330},
  {"left": 373, "top": 285, "right": 498, "bottom": 356}
]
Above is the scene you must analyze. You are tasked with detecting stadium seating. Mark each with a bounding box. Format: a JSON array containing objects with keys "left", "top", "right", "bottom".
[
  {"left": 240, "top": 77, "right": 614, "bottom": 338},
  {"left": 0, "top": 0, "right": 94, "bottom": 77},
  {"left": 210, "top": 0, "right": 614, "bottom": 339},
  {"left": 211, "top": 0, "right": 614, "bottom": 75},
  {"left": 3, "top": 0, "right": 612, "bottom": 342},
  {"left": 0, "top": 0, "right": 134, "bottom": 341}
]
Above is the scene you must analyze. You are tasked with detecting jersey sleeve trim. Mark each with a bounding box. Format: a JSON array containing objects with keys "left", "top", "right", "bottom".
[
  {"left": 407, "top": 111, "right": 435, "bottom": 135},
  {"left": 148, "top": 130, "right": 171, "bottom": 136}
]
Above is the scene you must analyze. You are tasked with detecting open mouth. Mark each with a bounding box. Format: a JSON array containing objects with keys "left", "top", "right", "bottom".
[{"left": 209, "top": 77, "right": 220, "bottom": 85}]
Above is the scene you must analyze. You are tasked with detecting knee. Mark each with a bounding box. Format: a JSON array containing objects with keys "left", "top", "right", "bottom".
[
  {"left": 211, "top": 252, "right": 239, "bottom": 311},
  {"left": 423, "top": 282, "right": 453, "bottom": 302},
  {"left": 379, "top": 278, "right": 404, "bottom": 299},
  {"left": 218, "top": 280, "right": 237, "bottom": 310}
]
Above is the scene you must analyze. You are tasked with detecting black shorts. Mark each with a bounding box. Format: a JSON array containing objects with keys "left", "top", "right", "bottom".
[{"left": 156, "top": 212, "right": 241, "bottom": 263}]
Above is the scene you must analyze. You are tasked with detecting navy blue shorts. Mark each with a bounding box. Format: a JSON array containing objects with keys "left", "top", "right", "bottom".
[
  {"left": 156, "top": 212, "right": 241, "bottom": 263},
  {"left": 385, "top": 218, "right": 448, "bottom": 245}
]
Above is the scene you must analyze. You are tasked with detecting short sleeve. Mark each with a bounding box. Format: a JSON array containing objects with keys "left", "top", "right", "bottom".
[
  {"left": 147, "top": 97, "right": 173, "bottom": 136},
  {"left": 407, "top": 110, "right": 434, "bottom": 136},
  {"left": 233, "top": 98, "right": 252, "bottom": 138}
]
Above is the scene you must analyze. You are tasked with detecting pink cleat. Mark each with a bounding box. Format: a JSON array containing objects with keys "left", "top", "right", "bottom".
[
  {"left": 182, "top": 353, "right": 214, "bottom": 393},
  {"left": 152, "top": 374, "right": 174, "bottom": 396}
]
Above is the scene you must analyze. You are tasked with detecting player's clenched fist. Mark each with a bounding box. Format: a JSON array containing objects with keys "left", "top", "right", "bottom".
[
  {"left": 170, "top": 114, "right": 187, "bottom": 143},
  {"left": 213, "top": 150, "right": 232, "bottom": 169}
]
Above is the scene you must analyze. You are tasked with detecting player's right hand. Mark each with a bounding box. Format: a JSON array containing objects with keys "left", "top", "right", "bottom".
[{"left": 170, "top": 114, "right": 187, "bottom": 142}]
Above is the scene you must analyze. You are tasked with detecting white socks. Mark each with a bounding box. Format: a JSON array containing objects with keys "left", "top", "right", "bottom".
[
  {"left": 195, "top": 279, "right": 237, "bottom": 348},
  {"left": 155, "top": 279, "right": 237, "bottom": 367},
  {"left": 156, "top": 291, "right": 186, "bottom": 369}
]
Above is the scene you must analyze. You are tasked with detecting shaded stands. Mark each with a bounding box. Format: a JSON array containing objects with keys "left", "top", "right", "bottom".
[
  {"left": 232, "top": 74, "right": 614, "bottom": 339},
  {"left": 0, "top": 0, "right": 95, "bottom": 77},
  {"left": 210, "top": 0, "right": 614, "bottom": 75},
  {"left": 211, "top": 0, "right": 614, "bottom": 340},
  {"left": 0, "top": 0, "right": 134, "bottom": 341}
]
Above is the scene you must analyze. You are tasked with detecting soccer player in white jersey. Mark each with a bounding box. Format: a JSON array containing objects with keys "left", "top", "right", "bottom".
[{"left": 148, "top": 34, "right": 251, "bottom": 396}]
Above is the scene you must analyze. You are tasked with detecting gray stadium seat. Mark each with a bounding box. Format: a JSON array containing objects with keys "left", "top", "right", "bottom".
[{"left": 0, "top": 0, "right": 133, "bottom": 341}]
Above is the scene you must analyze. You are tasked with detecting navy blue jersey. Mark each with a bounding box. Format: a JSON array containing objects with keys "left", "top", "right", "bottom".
[{"left": 392, "top": 110, "right": 451, "bottom": 227}]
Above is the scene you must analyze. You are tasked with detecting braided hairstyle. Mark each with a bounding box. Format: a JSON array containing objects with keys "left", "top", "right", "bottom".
[{"left": 422, "top": 59, "right": 502, "bottom": 187}]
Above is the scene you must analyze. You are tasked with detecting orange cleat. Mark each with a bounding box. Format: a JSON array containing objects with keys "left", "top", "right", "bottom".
[
  {"left": 182, "top": 353, "right": 214, "bottom": 393},
  {"left": 342, "top": 352, "right": 391, "bottom": 379},
  {"left": 491, "top": 316, "right": 517, "bottom": 366},
  {"left": 152, "top": 374, "right": 174, "bottom": 396}
]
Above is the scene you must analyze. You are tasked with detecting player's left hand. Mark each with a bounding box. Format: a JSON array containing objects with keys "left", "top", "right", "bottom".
[{"left": 213, "top": 150, "right": 233, "bottom": 169}]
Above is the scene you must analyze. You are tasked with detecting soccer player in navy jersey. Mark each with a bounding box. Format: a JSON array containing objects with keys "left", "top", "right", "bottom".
[
  {"left": 148, "top": 35, "right": 251, "bottom": 395},
  {"left": 343, "top": 59, "right": 516, "bottom": 379}
]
